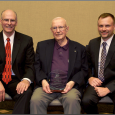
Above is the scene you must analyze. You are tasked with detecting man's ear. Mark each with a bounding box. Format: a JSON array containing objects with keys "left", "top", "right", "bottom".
[
  {"left": 0, "top": 18, "right": 2, "bottom": 25},
  {"left": 66, "top": 26, "right": 69, "bottom": 32},
  {"left": 114, "top": 24, "right": 115, "bottom": 30},
  {"left": 50, "top": 27, "right": 52, "bottom": 32},
  {"left": 15, "top": 18, "right": 18, "bottom": 26}
]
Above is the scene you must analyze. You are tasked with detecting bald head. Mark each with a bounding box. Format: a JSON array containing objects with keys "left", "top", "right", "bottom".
[
  {"left": 51, "top": 17, "right": 67, "bottom": 27},
  {"left": 50, "top": 17, "right": 69, "bottom": 46},
  {"left": 0, "top": 9, "right": 17, "bottom": 37},
  {"left": 1, "top": 9, "right": 17, "bottom": 21}
]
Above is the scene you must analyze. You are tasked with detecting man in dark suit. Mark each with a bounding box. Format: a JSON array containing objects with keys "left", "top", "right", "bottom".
[
  {"left": 30, "top": 17, "right": 88, "bottom": 114},
  {"left": 82, "top": 13, "right": 115, "bottom": 113},
  {"left": 0, "top": 9, "right": 35, "bottom": 113}
]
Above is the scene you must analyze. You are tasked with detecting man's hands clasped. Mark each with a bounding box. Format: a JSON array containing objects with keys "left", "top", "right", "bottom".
[{"left": 88, "top": 77, "right": 110, "bottom": 97}]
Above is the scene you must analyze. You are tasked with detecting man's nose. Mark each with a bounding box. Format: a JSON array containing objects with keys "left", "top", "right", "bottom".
[
  {"left": 8, "top": 20, "right": 11, "bottom": 25},
  {"left": 102, "top": 26, "right": 106, "bottom": 31},
  {"left": 56, "top": 27, "right": 60, "bottom": 32}
]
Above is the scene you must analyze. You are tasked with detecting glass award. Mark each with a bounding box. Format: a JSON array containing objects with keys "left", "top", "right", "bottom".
[{"left": 49, "top": 70, "right": 67, "bottom": 92}]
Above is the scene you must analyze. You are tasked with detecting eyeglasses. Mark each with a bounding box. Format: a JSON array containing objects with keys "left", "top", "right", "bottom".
[
  {"left": 52, "top": 26, "right": 66, "bottom": 32},
  {"left": 2, "top": 19, "right": 16, "bottom": 23}
]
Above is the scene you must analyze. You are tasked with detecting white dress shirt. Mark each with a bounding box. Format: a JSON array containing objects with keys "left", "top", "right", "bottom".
[{"left": 3, "top": 31, "right": 31, "bottom": 83}]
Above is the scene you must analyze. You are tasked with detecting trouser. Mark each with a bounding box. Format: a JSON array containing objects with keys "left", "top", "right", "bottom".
[
  {"left": 30, "top": 87, "right": 81, "bottom": 114},
  {"left": 82, "top": 85, "right": 115, "bottom": 114},
  {"left": 1, "top": 75, "right": 33, "bottom": 114}
]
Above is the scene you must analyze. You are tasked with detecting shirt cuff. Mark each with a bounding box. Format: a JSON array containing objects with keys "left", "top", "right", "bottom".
[{"left": 22, "top": 78, "right": 32, "bottom": 84}]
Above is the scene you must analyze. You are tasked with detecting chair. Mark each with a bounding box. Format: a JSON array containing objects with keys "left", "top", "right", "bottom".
[
  {"left": 99, "top": 96, "right": 113, "bottom": 103},
  {"left": 5, "top": 93, "right": 12, "bottom": 100},
  {"left": 49, "top": 99, "right": 62, "bottom": 106}
]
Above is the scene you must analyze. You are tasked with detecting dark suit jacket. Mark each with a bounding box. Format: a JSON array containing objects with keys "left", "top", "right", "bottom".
[
  {"left": 87, "top": 35, "right": 115, "bottom": 92},
  {"left": 34, "top": 38, "right": 88, "bottom": 94},
  {"left": 0, "top": 31, "right": 35, "bottom": 82}
]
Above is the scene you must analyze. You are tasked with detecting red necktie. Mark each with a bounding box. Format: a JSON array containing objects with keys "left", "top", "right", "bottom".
[{"left": 2, "top": 38, "right": 12, "bottom": 84}]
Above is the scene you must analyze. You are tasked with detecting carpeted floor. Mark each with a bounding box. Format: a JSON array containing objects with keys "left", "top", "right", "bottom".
[
  {"left": 0, "top": 109, "right": 64, "bottom": 114},
  {"left": 0, "top": 102, "right": 113, "bottom": 114},
  {"left": 0, "top": 109, "right": 12, "bottom": 114},
  {"left": 0, "top": 109, "right": 113, "bottom": 114}
]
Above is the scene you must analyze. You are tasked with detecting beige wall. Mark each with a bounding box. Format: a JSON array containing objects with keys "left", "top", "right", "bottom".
[{"left": 0, "top": 1, "right": 115, "bottom": 50}]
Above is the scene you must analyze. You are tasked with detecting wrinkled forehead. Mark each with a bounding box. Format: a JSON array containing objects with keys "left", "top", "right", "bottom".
[
  {"left": 51, "top": 18, "right": 67, "bottom": 27},
  {"left": 1, "top": 10, "right": 17, "bottom": 20}
]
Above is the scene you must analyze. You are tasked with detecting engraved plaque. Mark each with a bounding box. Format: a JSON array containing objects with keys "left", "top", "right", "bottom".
[{"left": 49, "top": 70, "right": 67, "bottom": 92}]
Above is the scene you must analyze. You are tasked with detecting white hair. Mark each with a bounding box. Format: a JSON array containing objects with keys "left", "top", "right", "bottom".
[{"left": 51, "top": 17, "right": 67, "bottom": 27}]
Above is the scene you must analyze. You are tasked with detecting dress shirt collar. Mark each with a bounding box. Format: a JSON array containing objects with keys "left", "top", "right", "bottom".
[
  {"left": 55, "top": 37, "right": 69, "bottom": 50},
  {"left": 3, "top": 31, "right": 15, "bottom": 43},
  {"left": 100, "top": 34, "right": 114, "bottom": 47}
]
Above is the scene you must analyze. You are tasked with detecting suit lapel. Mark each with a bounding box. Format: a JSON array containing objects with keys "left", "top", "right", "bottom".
[
  {"left": 104, "top": 35, "right": 115, "bottom": 69},
  {"left": 0, "top": 31, "right": 5, "bottom": 60},
  {"left": 46, "top": 39, "right": 55, "bottom": 74},
  {"left": 94, "top": 38, "right": 101, "bottom": 74},
  {"left": 12, "top": 31, "right": 21, "bottom": 66},
  {"left": 67, "top": 40, "right": 77, "bottom": 78}
]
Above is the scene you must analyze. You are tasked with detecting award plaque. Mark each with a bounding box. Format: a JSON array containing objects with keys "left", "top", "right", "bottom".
[{"left": 49, "top": 70, "right": 67, "bottom": 92}]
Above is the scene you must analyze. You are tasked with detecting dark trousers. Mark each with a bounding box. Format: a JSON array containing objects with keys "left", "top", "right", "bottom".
[
  {"left": 1, "top": 75, "right": 33, "bottom": 114},
  {"left": 81, "top": 85, "right": 115, "bottom": 114}
]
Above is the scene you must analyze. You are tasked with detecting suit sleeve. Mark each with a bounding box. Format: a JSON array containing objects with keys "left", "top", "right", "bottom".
[
  {"left": 34, "top": 42, "right": 47, "bottom": 86},
  {"left": 105, "top": 81, "right": 115, "bottom": 93},
  {"left": 22, "top": 37, "right": 35, "bottom": 82},
  {"left": 86, "top": 43, "right": 94, "bottom": 78}
]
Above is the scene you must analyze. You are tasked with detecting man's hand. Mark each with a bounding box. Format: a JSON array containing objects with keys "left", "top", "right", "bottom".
[
  {"left": 61, "top": 81, "right": 75, "bottom": 93},
  {"left": 94, "top": 87, "right": 110, "bottom": 97},
  {"left": 16, "top": 80, "right": 30, "bottom": 94},
  {"left": 0, "top": 81, "right": 5, "bottom": 102},
  {"left": 88, "top": 77, "right": 102, "bottom": 87},
  {"left": 42, "top": 79, "right": 52, "bottom": 94}
]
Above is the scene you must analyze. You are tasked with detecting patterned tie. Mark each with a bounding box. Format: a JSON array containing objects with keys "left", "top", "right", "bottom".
[
  {"left": 2, "top": 38, "right": 12, "bottom": 84},
  {"left": 98, "top": 42, "right": 107, "bottom": 82}
]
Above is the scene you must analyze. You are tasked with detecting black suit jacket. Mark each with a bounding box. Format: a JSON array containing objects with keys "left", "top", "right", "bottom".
[
  {"left": 34, "top": 38, "right": 88, "bottom": 94},
  {"left": 0, "top": 31, "right": 35, "bottom": 82},
  {"left": 87, "top": 35, "right": 115, "bottom": 92}
]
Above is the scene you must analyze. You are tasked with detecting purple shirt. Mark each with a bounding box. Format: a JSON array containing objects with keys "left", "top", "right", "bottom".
[
  {"left": 49, "top": 38, "right": 69, "bottom": 88},
  {"left": 51, "top": 38, "right": 69, "bottom": 74}
]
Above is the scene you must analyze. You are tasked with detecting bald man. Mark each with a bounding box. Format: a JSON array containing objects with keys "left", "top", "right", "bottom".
[
  {"left": 0, "top": 9, "right": 35, "bottom": 113},
  {"left": 30, "top": 17, "right": 88, "bottom": 114}
]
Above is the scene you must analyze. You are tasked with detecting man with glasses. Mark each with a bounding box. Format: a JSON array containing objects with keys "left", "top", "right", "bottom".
[
  {"left": 30, "top": 17, "right": 88, "bottom": 114},
  {"left": 0, "top": 9, "right": 35, "bottom": 113}
]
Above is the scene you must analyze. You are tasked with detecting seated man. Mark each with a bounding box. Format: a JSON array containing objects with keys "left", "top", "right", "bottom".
[
  {"left": 30, "top": 17, "right": 88, "bottom": 114},
  {"left": 82, "top": 13, "right": 115, "bottom": 114},
  {"left": 0, "top": 9, "right": 35, "bottom": 114}
]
